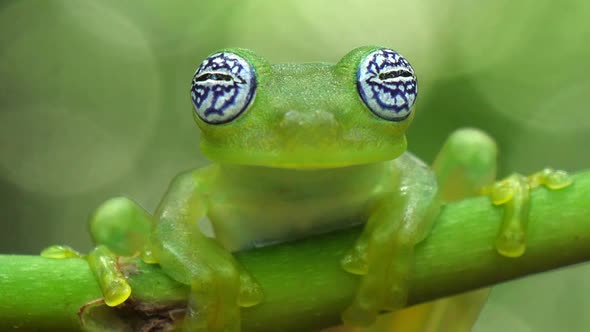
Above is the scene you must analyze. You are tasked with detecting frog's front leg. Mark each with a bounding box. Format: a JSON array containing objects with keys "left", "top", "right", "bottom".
[
  {"left": 482, "top": 168, "right": 572, "bottom": 257},
  {"left": 433, "top": 128, "right": 572, "bottom": 258},
  {"left": 148, "top": 169, "right": 263, "bottom": 332},
  {"left": 341, "top": 153, "right": 440, "bottom": 325},
  {"left": 42, "top": 196, "right": 153, "bottom": 309},
  {"left": 43, "top": 169, "right": 262, "bottom": 332}
]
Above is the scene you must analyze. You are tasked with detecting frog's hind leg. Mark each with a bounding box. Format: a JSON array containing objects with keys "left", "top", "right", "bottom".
[
  {"left": 88, "top": 197, "right": 154, "bottom": 306},
  {"left": 431, "top": 128, "right": 498, "bottom": 201},
  {"left": 386, "top": 128, "right": 498, "bottom": 332},
  {"left": 87, "top": 196, "right": 153, "bottom": 256}
]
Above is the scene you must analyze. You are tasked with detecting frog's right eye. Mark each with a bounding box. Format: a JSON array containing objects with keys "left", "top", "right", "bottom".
[
  {"left": 356, "top": 48, "right": 417, "bottom": 121},
  {"left": 190, "top": 52, "right": 256, "bottom": 124}
]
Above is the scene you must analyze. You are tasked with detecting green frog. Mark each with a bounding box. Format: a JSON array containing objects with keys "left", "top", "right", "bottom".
[{"left": 43, "top": 46, "right": 571, "bottom": 331}]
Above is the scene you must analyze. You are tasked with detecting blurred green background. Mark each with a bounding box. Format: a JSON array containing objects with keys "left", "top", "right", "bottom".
[{"left": 1, "top": 0, "right": 589, "bottom": 330}]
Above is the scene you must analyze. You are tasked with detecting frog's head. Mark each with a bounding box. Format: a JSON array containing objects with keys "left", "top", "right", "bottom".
[{"left": 190, "top": 46, "right": 418, "bottom": 169}]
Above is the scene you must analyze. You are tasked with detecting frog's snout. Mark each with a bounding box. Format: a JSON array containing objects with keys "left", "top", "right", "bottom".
[{"left": 278, "top": 109, "right": 340, "bottom": 145}]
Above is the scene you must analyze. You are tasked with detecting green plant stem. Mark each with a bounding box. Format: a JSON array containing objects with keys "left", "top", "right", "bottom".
[{"left": 1, "top": 170, "right": 590, "bottom": 331}]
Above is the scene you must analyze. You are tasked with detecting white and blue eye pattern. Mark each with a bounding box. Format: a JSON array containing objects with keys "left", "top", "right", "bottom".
[
  {"left": 357, "top": 49, "right": 417, "bottom": 121},
  {"left": 190, "top": 52, "right": 256, "bottom": 124}
]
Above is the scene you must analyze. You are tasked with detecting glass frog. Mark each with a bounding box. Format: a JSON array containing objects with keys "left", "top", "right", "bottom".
[{"left": 43, "top": 46, "right": 571, "bottom": 332}]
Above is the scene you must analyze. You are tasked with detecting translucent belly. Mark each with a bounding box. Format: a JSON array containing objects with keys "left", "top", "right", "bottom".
[{"left": 204, "top": 191, "right": 372, "bottom": 251}]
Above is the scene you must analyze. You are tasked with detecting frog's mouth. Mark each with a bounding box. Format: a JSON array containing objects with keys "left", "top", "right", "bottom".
[{"left": 199, "top": 136, "right": 407, "bottom": 169}]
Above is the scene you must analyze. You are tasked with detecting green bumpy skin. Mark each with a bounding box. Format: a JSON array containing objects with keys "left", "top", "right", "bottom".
[{"left": 40, "top": 47, "right": 572, "bottom": 332}]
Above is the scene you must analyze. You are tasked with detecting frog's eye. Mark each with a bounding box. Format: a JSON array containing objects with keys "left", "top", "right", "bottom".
[
  {"left": 190, "top": 52, "right": 256, "bottom": 124},
  {"left": 357, "top": 48, "right": 417, "bottom": 121}
]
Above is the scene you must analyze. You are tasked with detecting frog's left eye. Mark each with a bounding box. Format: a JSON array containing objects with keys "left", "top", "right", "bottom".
[
  {"left": 357, "top": 48, "right": 417, "bottom": 121},
  {"left": 190, "top": 52, "right": 256, "bottom": 124}
]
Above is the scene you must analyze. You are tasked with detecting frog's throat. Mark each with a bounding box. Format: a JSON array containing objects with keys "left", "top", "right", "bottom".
[{"left": 200, "top": 136, "right": 407, "bottom": 169}]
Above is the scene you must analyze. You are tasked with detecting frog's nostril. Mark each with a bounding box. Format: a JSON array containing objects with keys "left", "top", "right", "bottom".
[
  {"left": 281, "top": 110, "right": 306, "bottom": 127},
  {"left": 311, "top": 110, "right": 338, "bottom": 127},
  {"left": 280, "top": 110, "right": 338, "bottom": 128}
]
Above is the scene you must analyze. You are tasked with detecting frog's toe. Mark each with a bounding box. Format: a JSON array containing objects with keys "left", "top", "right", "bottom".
[
  {"left": 545, "top": 170, "right": 572, "bottom": 189},
  {"left": 87, "top": 245, "right": 132, "bottom": 307},
  {"left": 495, "top": 228, "right": 526, "bottom": 258},
  {"left": 101, "top": 277, "right": 132, "bottom": 308},
  {"left": 185, "top": 265, "right": 242, "bottom": 332},
  {"left": 384, "top": 247, "right": 412, "bottom": 310},
  {"left": 187, "top": 278, "right": 240, "bottom": 332},
  {"left": 388, "top": 283, "right": 409, "bottom": 310},
  {"left": 343, "top": 229, "right": 414, "bottom": 326},
  {"left": 341, "top": 245, "right": 368, "bottom": 276},
  {"left": 341, "top": 273, "right": 380, "bottom": 327},
  {"left": 528, "top": 168, "right": 572, "bottom": 190},
  {"left": 342, "top": 252, "right": 412, "bottom": 326},
  {"left": 237, "top": 269, "right": 264, "bottom": 307},
  {"left": 140, "top": 242, "right": 159, "bottom": 264},
  {"left": 481, "top": 180, "right": 514, "bottom": 205},
  {"left": 342, "top": 303, "right": 378, "bottom": 327},
  {"left": 341, "top": 226, "right": 372, "bottom": 275},
  {"left": 40, "top": 245, "right": 83, "bottom": 259}
]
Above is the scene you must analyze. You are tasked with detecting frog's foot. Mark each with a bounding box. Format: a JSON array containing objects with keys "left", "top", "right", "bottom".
[
  {"left": 41, "top": 244, "right": 132, "bottom": 308},
  {"left": 340, "top": 221, "right": 414, "bottom": 326},
  {"left": 481, "top": 168, "right": 572, "bottom": 257},
  {"left": 42, "top": 197, "right": 154, "bottom": 309}
]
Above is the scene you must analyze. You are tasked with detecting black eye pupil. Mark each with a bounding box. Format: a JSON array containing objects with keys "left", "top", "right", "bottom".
[
  {"left": 378, "top": 70, "right": 413, "bottom": 80},
  {"left": 194, "top": 73, "right": 233, "bottom": 82}
]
